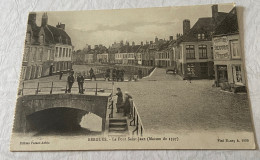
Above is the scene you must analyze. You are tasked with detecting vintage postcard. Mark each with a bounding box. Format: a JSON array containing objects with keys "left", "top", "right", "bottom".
[{"left": 10, "top": 3, "right": 256, "bottom": 151}]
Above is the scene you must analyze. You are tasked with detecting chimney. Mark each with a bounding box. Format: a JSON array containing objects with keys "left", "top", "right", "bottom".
[
  {"left": 155, "top": 36, "right": 158, "bottom": 43},
  {"left": 60, "top": 23, "right": 65, "bottom": 30},
  {"left": 28, "top": 12, "right": 36, "bottom": 25},
  {"left": 88, "top": 45, "right": 91, "bottom": 50},
  {"left": 212, "top": 5, "right": 218, "bottom": 22},
  {"left": 141, "top": 41, "right": 143, "bottom": 46},
  {"left": 146, "top": 41, "right": 149, "bottom": 45},
  {"left": 132, "top": 41, "right": 135, "bottom": 46},
  {"left": 94, "top": 45, "right": 98, "bottom": 49},
  {"left": 56, "top": 23, "right": 65, "bottom": 30},
  {"left": 176, "top": 33, "right": 181, "bottom": 39},
  {"left": 41, "top": 12, "right": 48, "bottom": 27},
  {"left": 183, "top": 19, "right": 190, "bottom": 35},
  {"left": 150, "top": 41, "right": 153, "bottom": 45},
  {"left": 169, "top": 36, "right": 173, "bottom": 41}
]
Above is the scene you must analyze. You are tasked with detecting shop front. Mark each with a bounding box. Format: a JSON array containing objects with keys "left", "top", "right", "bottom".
[{"left": 216, "top": 65, "right": 228, "bottom": 85}]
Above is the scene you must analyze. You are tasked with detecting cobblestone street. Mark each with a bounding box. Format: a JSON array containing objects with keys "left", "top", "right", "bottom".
[{"left": 113, "top": 68, "right": 253, "bottom": 134}]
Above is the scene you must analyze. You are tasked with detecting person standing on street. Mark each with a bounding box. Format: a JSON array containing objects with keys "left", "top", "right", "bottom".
[
  {"left": 116, "top": 88, "right": 123, "bottom": 113},
  {"left": 124, "top": 92, "right": 132, "bottom": 117},
  {"left": 59, "top": 71, "right": 63, "bottom": 80},
  {"left": 67, "top": 72, "right": 75, "bottom": 93},
  {"left": 138, "top": 69, "right": 142, "bottom": 79},
  {"left": 70, "top": 69, "right": 74, "bottom": 75},
  {"left": 77, "top": 73, "right": 84, "bottom": 94},
  {"left": 89, "top": 68, "right": 96, "bottom": 80}
]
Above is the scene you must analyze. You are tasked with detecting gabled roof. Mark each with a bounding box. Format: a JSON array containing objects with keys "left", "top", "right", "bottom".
[
  {"left": 137, "top": 44, "right": 150, "bottom": 53},
  {"left": 213, "top": 8, "right": 238, "bottom": 36},
  {"left": 118, "top": 45, "right": 141, "bottom": 53},
  {"left": 157, "top": 40, "right": 176, "bottom": 51},
  {"left": 179, "top": 12, "right": 228, "bottom": 43}
]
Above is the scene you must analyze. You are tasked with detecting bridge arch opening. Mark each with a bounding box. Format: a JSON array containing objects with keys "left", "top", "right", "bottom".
[{"left": 26, "top": 107, "right": 102, "bottom": 136}]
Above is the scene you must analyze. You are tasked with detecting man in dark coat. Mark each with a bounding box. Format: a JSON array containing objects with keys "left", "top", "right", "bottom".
[
  {"left": 138, "top": 69, "right": 142, "bottom": 79},
  {"left": 89, "top": 68, "right": 96, "bottom": 80},
  {"left": 59, "top": 71, "right": 63, "bottom": 80},
  {"left": 67, "top": 73, "right": 75, "bottom": 93},
  {"left": 77, "top": 73, "right": 84, "bottom": 94},
  {"left": 116, "top": 88, "right": 123, "bottom": 113},
  {"left": 124, "top": 92, "right": 132, "bottom": 116},
  {"left": 105, "top": 68, "right": 110, "bottom": 81}
]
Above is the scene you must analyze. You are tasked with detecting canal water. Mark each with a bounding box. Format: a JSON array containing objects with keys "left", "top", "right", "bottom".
[{"left": 27, "top": 108, "right": 102, "bottom": 136}]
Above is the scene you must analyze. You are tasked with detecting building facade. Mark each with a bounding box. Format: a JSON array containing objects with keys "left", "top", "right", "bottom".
[
  {"left": 212, "top": 8, "right": 246, "bottom": 88},
  {"left": 174, "top": 5, "right": 228, "bottom": 79},
  {"left": 21, "top": 12, "right": 73, "bottom": 80}
]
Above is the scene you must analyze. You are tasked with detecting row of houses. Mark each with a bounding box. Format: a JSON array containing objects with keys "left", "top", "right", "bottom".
[
  {"left": 21, "top": 12, "right": 73, "bottom": 80},
  {"left": 72, "top": 5, "right": 244, "bottom": 89}
]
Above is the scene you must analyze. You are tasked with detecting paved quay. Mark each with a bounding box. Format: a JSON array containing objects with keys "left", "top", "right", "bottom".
[
  {"left": 19, "top": 68, "right": 253, "bottom": 135},
  {"left": 113, "top": 68, "right": 253, "bottom": 135}
]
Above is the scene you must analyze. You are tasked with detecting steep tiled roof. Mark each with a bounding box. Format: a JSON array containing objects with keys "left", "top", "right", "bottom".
[
  {"left": 179, "top": 12, "right": 228, "bottom": 42},
  {"left": 158, "top": 40, "right": 175, "bottom": 51},
  {"left": 137, "top": 44, "right": 150, "bottom": 53},
  {"left": 213, "top": 8, "right": 238, "bottom": 35},
  {"left": 43, "top": 25, "right": 72, "bottom": 45},
  {"left": 118, "top": 45, "right": 141, "bottom": 53}
]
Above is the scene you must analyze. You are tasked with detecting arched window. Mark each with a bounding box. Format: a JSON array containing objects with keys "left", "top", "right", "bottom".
[{"left": 39, "top": 34, "right": 44, "bottom": 45}]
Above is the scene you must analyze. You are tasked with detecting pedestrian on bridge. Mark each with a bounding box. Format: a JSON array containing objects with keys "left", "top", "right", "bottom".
[
  {"left": 67, "top": 72, "right": 75, "bottom": 93},
  {"left": 77, "top": 73, "right": 84, "bottom": 94}
]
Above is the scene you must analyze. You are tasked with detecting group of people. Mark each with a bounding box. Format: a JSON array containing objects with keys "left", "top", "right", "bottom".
[
  {"left": 66, "top": 68, "right": 96, "bottom": 94},
  {"left": 115, "top": 88, "right": 132, "bottom": 117},
  {"left": 103, "top": 68, "right": 125, "bottom": 82},
  {"left": 104, "top": 68, "right": 143, "bottom": 82},
  {"left": 67, "top": 70, "right": 84, "bottom": 94}
]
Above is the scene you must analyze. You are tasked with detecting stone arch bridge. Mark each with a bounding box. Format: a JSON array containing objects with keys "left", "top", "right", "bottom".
[{"left": 13, "top": 93, "right": 111, "bottom": 133}]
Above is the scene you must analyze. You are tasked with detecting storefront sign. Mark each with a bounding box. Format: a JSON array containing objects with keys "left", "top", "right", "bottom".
[{"left": 213, "top": 36, "right": 230, "bottom": 60}]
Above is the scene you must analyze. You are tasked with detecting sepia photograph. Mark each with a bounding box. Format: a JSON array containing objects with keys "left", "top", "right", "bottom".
[{"left": 10, "top": 3, "right": 256, "bottom": 151}]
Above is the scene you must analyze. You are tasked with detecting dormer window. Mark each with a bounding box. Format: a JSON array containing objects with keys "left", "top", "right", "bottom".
[
  {"left": 198, "top": 34, "right": 201, "bottom": 40},
  {"left": 59, "top": 36, "right": 62, "bottom": 43},
  {"left": 39, "top": 34, "right": 44, "bottom": 45},
  {"left": 201, "top": 33, "right": 205, "bottom": 39},
  {"left": 198, "top": 33, "right": 205, "bottom": 40}
]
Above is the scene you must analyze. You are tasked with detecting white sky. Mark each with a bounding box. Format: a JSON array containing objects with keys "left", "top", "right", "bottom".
[{"left": 35, "top": 4, "right": 234, "bottom": 50}]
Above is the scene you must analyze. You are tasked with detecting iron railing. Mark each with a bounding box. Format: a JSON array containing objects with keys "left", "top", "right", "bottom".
[
  {"left": 129, "top": 99, "right": 144, "bottom": 136},
  {"left": 19, "top": 81, "right": 113, "bottom": 96}
]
